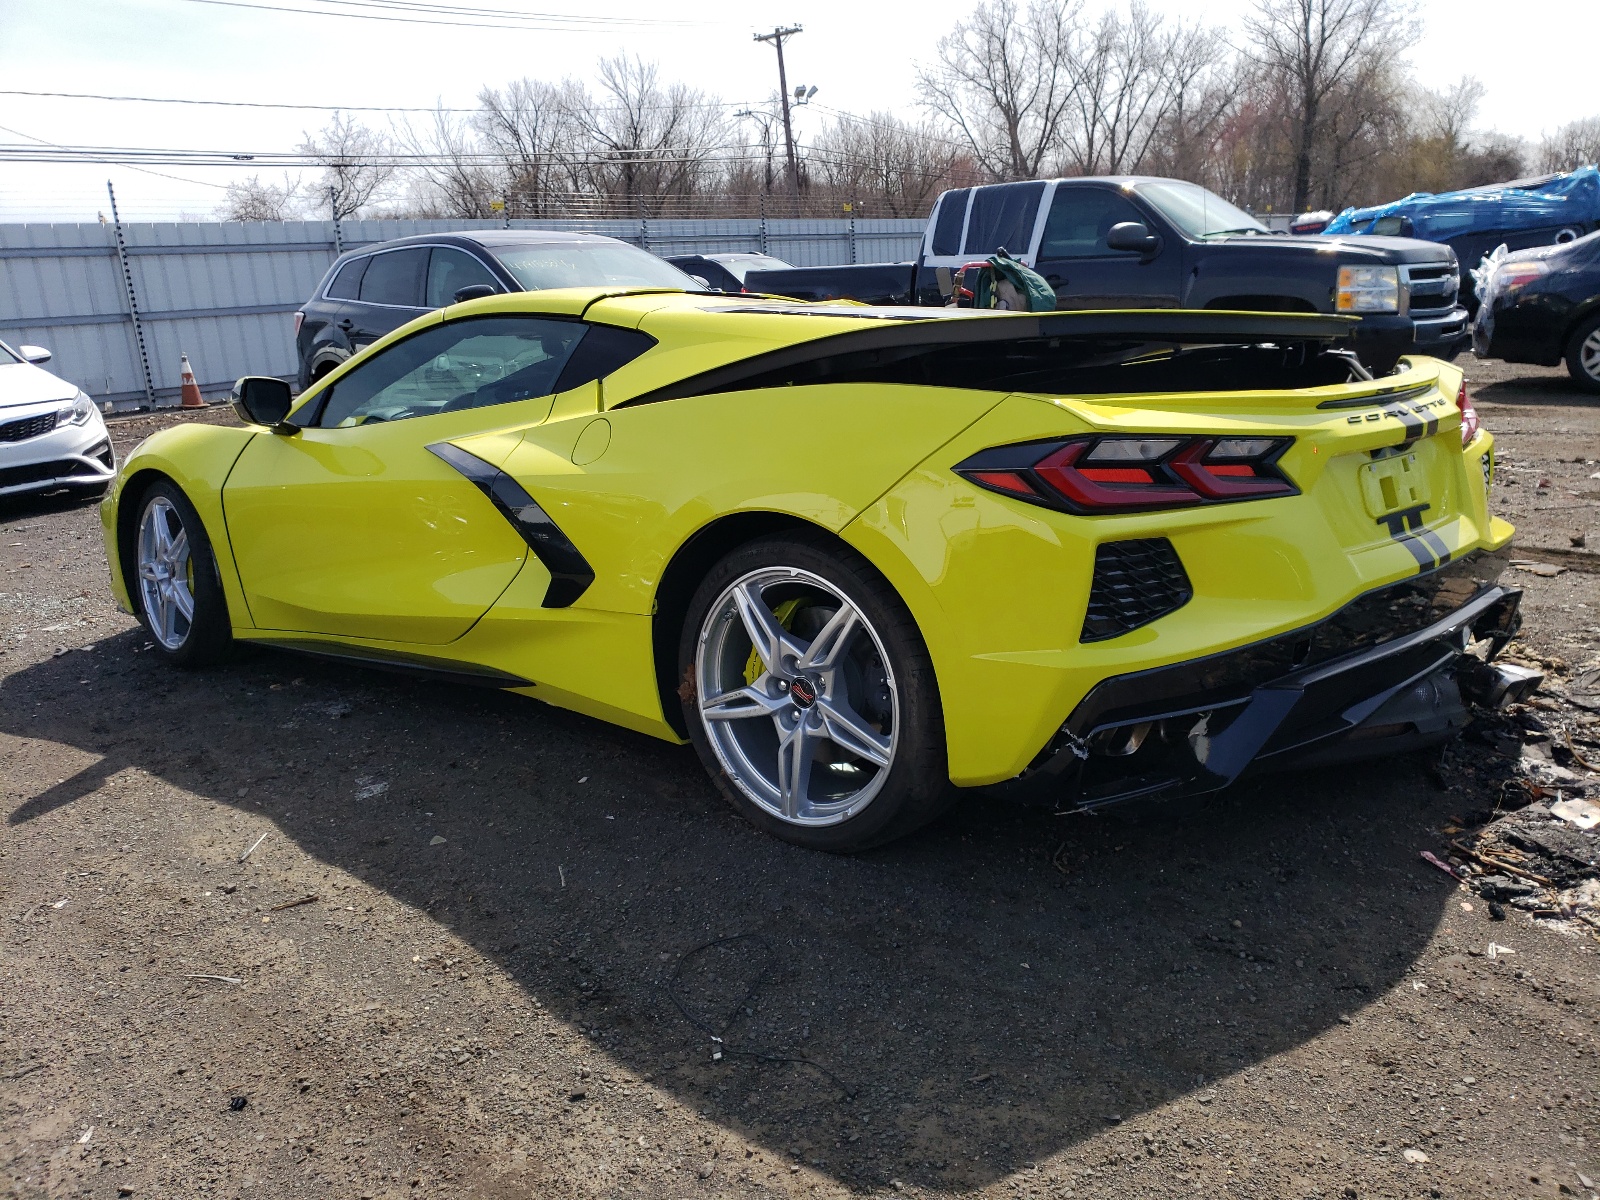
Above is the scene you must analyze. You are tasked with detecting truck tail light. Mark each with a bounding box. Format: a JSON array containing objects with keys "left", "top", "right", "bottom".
[
  {"left": 955, "top": 435, "right": 1296, "bottom": 513},
  {"left": 1456, "top": 382, "right": 1479, "bottom": 447},
  {"left": 293, "top": 310, "right": 305, "bottom": 337}
]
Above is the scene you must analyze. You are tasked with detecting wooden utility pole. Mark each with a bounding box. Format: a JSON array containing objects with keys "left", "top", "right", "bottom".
[{"left": 753, "top": 26, "right": 803, "bottom": 192}]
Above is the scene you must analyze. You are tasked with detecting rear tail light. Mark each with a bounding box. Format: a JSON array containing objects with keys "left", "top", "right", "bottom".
[
  {"left": 293, "top": 310, "right": 305, "bottom": 337},
  {"left": 954, "top": 434, "right": 1296, "bottom": 513},
  {"left": 1456, "top": 381, "right": 1480, "bottom": 447}
]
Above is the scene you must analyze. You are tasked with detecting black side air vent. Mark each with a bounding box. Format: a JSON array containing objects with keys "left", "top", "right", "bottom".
[
  {"left": 1081, "top": 538, "right": 1193, "bottom": 643},
  {"left": 427, "top": 442, "right": 595, "bottom": 609}
]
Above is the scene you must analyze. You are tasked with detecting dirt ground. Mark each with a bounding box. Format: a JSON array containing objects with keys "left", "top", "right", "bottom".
[{"left": 3, "top": 360, "right": 1599, "bottom": 1200}]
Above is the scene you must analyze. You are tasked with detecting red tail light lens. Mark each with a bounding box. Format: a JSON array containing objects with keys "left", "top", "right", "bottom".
[
  {"left": 1456, "top": 381, "right": 1480, "bottom": 447},
  {"left": 293, "top": 310, "right": 305, "bottom": 337},
  {"left": 955, "top": 434, "right": 1296, "bottom": 513}
]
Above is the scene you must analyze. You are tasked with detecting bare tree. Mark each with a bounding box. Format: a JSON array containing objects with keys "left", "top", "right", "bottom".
[
  {"left": 808, "top": 113, "right": 978, "bottom": 216},
  {"left": 400, "top": 106, "right": 500, "bottom": 219},
  {"left": 1539, "top": 116, "right": 1600, "bottom": 173},
  {"left": 1144, "top": 22, "right": 1238, "bottom": 183},
  {"left": 1243, "top": 0, "right": 1415, "bottom": 210},
  {"left": 1423, "top": 76, "right": 1484, "bottom": 153},
  {"left": 566, "top": 56, "right": 731, "bottom": 214},
  {"left": 917, "top": 0, "right": 1082, "bottom": 180},
  {"left": 218, "top": 173, "right": 301, "bottom": 221},
  {"left": 477, "top": 78, "right": 590, "bottom": 217},
  {"left": 1062, "top": 3, "right": 1217, "bottom": 174},
  {"left": 299, "top": 113, "right": 397, "bottom": 220}
]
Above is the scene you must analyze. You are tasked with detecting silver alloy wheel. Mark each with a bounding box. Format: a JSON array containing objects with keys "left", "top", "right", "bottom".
[
  {"left": 695, "top": 566, "right": 899, "bottom": 827},
  {"left": 136, "top": 496, "right": 195, "bottom": 651},
  {"left": 1582, "top": 328, "right": 1600, "bottom": 382}
]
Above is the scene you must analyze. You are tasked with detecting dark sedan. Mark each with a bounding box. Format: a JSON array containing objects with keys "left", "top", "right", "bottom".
[
  {"left": 1472, "top": 230, "right": 1600, "bottom": 394},
  {"left": 663, "top": 252, "right": 792, "bottom": 294},
  {"left": 294, "top": 230, "right": 702, "bottom": 388}
]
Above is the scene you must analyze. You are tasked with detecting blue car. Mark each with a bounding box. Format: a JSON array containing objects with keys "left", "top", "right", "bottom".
[{"left": 1326, "top": 166, "right": 1600, "bottom": 309}]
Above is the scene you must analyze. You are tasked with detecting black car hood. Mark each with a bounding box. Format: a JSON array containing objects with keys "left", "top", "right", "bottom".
[{"left": 1207, "top": 233, "right": 1457, "bottom": 265}]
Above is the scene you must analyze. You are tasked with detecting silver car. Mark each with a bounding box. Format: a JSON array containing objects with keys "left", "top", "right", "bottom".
[{"left": 0, "top": 340, "right": 115, "bottom": 500}]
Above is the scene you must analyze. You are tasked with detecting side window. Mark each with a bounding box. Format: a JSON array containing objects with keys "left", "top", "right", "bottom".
[
  {"left": 1039, "top": 189, "right": 1148, "bottom": 259},
  {"left": 962, "top": 182, "right": 1046, "bottom": 257},
  {"left": 312, "top": 316, "right": 652, "bottom": 428},
  {"left": 358, "top": 248, "right": 428, "bottom": 307},
  {"left": 552, "top": 325, "right": 656, "bottom": 393},
  {"left": 325, "top": 256, "right": 369, "bottom": 300},
  {"left": 425, "top": 247, "right": 501, "bottom": 308},
  {"left": 930, "top": 189, "right": 970, "bottom": 256}
]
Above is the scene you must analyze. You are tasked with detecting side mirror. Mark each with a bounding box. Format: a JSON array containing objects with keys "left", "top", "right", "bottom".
[
  {"left": 231, "top": 376, "right": 295, "bottom": 431},
  {"left": 452, "top": 283, "right": 498, "bottom": 304},
  {"left": 1106, "top": 222, "right": 1160, "bottom": 255},
  {"left": 690, "top": 275, "right": 712, "bottom": 288},
  {"left": 18, "top": 344, "right": 52, "bottom": 365}
]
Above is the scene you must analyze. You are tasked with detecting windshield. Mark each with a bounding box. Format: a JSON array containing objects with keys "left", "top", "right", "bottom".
[
  {"left": 1134, "top": 181, "right": 1268, "bottom": 239},
  {"left": 492, "top": 241, "right": 703, "bottom": 292},
  {"left": 0, "top": 341, "right": 21, "bottom": 365}
]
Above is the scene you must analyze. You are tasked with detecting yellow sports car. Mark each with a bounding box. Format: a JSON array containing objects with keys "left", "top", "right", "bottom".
[{"left": 102, "top": 288, "right": 1527, "bottom": 851}]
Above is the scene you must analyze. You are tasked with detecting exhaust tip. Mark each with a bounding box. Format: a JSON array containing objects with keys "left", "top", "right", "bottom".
[{"left": 1462, "top": 660, "right": 1543, "bottom": 708}]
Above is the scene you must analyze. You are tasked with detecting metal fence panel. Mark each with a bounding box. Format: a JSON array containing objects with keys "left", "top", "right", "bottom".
[{"left": 0, "top": 217, "right": 926, "bottom": 409}]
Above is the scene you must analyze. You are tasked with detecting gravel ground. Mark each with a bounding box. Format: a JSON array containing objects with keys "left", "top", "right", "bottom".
[{"left": 3, "top": 362, "right": 1599, "bottom": 1200}]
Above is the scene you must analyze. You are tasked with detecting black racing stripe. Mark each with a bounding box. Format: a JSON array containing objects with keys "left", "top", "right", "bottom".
[
  {"left": 1378, "top": 504, "right": 1438, "bottom": 573},
  {"left": 1388, "top": 405, "right": 1424, "bottom": 443},
  {"left": 427, "top": 441, "right": 596, "bottom": 609},
  {"left": 1416, "top": 526, "right": 1451, "bottom": 568},
  {"left": 1393, "top": 532, "right": 1437, "bottom": 571}
]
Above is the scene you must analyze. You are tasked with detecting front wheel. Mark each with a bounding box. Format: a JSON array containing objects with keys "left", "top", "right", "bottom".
[
  {"left": 1565, "top": 314, "right": 1600, "bottom": 395},
  {"left": 131, "top": 480, "right": 233, "bottom": 666},
  {"left": 678, "top": 533, "right": 952, "bottom": 853}
]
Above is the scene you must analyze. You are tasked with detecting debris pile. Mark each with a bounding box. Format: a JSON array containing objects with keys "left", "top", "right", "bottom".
[{"left": 1429, "top": 651, "right": 1600, "bottom": 937}]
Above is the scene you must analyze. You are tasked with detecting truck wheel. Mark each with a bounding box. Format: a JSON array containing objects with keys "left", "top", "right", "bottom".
[
  {"left": 1565, "top": 314, "right": 1600, "bottom": 395},
  {"left": 678, "top": 532, "right": 953, "bottom": 853}
]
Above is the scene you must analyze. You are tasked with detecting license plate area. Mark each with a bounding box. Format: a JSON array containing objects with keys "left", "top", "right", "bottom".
[{"left": 1359, "top": 452, "right": 1426, "bottom": 518}]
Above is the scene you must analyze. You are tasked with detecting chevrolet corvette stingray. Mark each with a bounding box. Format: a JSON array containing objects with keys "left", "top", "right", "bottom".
[{"left": 101, "top": 287, "right": 1524, "bottom": 851}]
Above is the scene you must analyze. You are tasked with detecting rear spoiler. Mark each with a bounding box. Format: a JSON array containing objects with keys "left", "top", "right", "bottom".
[{"left": 616, "top": 309, "right": 1361, "bottom": 407}]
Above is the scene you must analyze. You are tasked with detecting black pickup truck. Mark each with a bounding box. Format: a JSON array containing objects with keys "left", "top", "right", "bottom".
[{"left": 747, "top": 177, "right": 1469, "bottom": 371}]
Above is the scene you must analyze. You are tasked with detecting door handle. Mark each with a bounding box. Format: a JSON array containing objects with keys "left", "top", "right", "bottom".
[{"left": 1045, "top": 274, "right": 1065, "bottom": 286}]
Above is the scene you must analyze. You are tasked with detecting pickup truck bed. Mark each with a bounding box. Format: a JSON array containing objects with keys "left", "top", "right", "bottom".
[{"left": 747, "top": 176, "right": 1471, "bottom": 372}]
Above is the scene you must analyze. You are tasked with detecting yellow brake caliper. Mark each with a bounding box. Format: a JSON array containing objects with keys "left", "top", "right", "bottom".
[{"left": 744, "top": 598, "right": 804, "bottom": 685}]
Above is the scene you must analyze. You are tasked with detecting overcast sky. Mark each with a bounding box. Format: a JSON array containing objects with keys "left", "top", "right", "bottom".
[{"left": 1, "top": 0, "right": 1595, "bottom": 222}]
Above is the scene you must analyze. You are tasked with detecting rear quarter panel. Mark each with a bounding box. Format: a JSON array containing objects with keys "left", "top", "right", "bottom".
[{"left": 844, "top": 362, "right": 1509, "bottom": 786}]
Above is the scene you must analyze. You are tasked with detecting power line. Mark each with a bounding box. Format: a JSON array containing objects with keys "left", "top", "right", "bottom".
[
  {"left": 175, "top": 0, "right": 704, "bottom": 32},
  {"left": 0, "top": 89, "right": 755, "bottom": 116},
  {"left": 0, "top": 123, "right": 230, "bottom": 190},
  {"left": 304, "top": 0, "right": 697, "bottom": 23}
]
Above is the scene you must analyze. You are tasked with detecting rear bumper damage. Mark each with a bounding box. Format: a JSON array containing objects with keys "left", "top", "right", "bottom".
[{"left": 1018, "top": 552, "right": 1530, "bottom": 809}]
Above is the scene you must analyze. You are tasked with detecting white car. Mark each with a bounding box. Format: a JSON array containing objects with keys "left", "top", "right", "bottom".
[{"left": 0, "top": 340, "right": 115, "bottom": 499}]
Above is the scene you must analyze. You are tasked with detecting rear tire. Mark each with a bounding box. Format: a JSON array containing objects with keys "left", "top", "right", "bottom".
[
  {"left": 1565, "top": 313, "right": 1600, "bottom": 395},
  {"left": 678, "top": 532, "right": 953, "bottom": 853},
  {"left": 130, "top": 480, "right": 233, "bottom": 667}
]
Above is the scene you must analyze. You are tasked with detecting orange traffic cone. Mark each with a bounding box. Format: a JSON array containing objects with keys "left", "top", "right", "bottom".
[{"left": 179, "top": 354, "right": 205, "bottom": 408}]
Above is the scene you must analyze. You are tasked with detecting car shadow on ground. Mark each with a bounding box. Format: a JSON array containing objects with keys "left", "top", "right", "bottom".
[
  {"left": 3, "top": 628, "right": 1464, "bottom": 1192},
  {"left": 0, "top": 487, "right": 107, "bottom": 521},
  {"left": 1473, "top": 375, "right": 1596, "bottom": 407}
]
